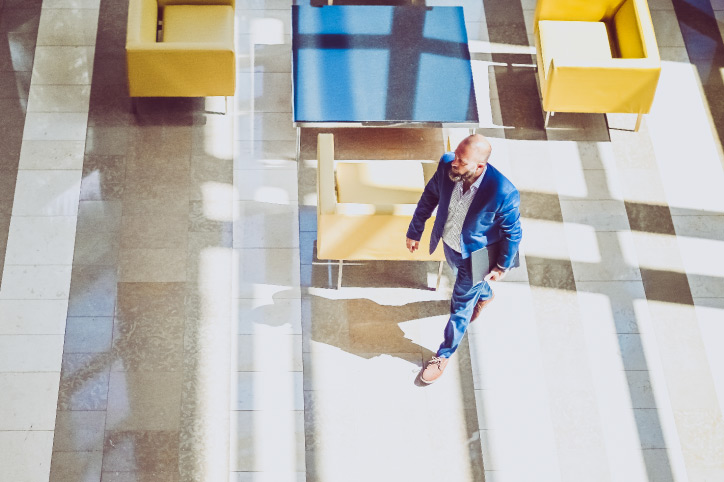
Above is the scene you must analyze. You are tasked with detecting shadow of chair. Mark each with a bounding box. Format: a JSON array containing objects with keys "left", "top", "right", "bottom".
[{"left": 534, "top": 0, "right": 661, "bottom": 131}]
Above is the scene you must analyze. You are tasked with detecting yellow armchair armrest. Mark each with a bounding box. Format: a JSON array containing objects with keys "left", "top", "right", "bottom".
[
  {"left": 542, "top": 59, "right": 661, "bottom": 113},
  {"left": 126, "top": 42, "right": 235, "bottom": 97},
  {"left": 127, "top": 0, "right": 158, "bottom": 44}
]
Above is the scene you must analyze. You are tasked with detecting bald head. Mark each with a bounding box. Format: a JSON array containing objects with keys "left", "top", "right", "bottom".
[
  {"left": 449, "top": 134, "right": 492, "bottom": 185},
  {"left": 456, "top": 134, "right": 492, "bottom": 165}
]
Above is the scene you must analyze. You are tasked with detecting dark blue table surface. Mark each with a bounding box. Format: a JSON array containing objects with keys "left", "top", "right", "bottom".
[{"left": 291, "top": 5, "right": 478, "bottom": 125}]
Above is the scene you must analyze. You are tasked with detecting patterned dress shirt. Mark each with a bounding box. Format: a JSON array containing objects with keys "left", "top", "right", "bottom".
[{"left": 442, "top": 165, "right": 487, "bottom": 253}]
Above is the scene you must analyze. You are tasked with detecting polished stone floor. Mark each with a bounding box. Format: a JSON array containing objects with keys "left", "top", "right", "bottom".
[{"left": 2, "top": 0, "right": 724, "bottom": 481}]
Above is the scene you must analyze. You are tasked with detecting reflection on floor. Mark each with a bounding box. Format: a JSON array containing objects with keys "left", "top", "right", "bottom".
[{"left": 1, "top": 0, "right": 724, "bottom": 480}]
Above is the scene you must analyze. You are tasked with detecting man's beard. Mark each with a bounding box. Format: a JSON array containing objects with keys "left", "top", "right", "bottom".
[{"left": 449, "top": 168, "right": 476, "bottom": 183}]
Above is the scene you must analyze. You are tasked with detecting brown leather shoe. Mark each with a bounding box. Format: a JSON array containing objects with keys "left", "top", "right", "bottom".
[
  {"left": 470, "top": 290, "right": 495, "bottom": 324},
  {"left": 420, "top": 356, "right": 449, "bottom": 384}
]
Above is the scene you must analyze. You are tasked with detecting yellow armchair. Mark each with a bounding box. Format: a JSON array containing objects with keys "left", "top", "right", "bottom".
[
  {"left": 534, "top": 0, "right": 661, "bottom": 130},
  {"left": 316, "top": 134, "right": 446, "bottom": 288},
  {"left": 126, "top": 0, "right": 235, "bottom": 98}
]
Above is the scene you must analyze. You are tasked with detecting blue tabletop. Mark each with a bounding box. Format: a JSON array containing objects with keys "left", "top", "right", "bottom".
[{"left": 292, "top": 5, "right": 478, "bottom": 125}]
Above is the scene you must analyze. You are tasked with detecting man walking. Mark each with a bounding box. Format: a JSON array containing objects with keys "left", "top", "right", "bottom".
[{"left": 406, "top": 134, "right": 522, "bottom": 384}]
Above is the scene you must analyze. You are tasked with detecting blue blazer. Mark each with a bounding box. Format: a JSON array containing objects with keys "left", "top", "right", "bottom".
[{"left": 406, "top": 152, "right": 522, "bottom": 269}]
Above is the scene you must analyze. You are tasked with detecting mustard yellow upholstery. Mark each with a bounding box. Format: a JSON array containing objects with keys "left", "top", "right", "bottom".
[
  {"left": 126, "top": 0, "right": 235, "bottom": 98},
  {"left": 163, "top": 6, "right": 234, "bottom": 43},
  {"left": 335, "top": 161, "right": 436, "bottom": 205},
  {"left": 534, "top": 0, "right": 661, "bottom": 116},
  {"left": 316, "top": 134, "right": 445, "bottom": 262}
]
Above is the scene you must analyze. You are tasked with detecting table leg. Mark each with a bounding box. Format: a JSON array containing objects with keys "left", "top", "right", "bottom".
[
  {"left": 337, "top": 260, "right": 343, "bottom": 290},
  {"left": 296, "top": 127, "right": 301, "bottom": 162}
]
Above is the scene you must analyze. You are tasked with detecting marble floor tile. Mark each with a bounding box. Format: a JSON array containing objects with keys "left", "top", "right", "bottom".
[
  {"left": 236, "top": 298, "right": 302, "bottom": 335},
  {"left": 122, "top": 169, "right": 191, "bottom": 203},
  {"left": 120, "top": 214, "right": 188, "bottom": 249},
  {"left": 234, "top": 371, "right": 303, "bottom": 410},
  {"left": 63, "top": 316, "right": 113, "bottom": 353},
  {"left": 0, "top": 372, "right": 60, "bottom": 430},
  {"left": 52, "top": 410, "right": 106, "bottom": 452},
  {"left": 233, "top": 200, "right": 299, "bottom": 248},
  {"left": 556, "top": 168, "right": 623, "bottom": 201},
  {"left": 36, "top": 8, "right": 98, "bottom": 46},
  {"left": 106, "top": 371, "right": 183, "bottom": 431},
  {"left": 12, "top": 169, "right": 82, "bottom": 216},
  {"left": 236, "top": 42, "right": 292, "bottom": 73},
  {"left": 49, "top": 450, "right": 102, "bottom": 482},
  {"left": 188, "top": 200, "right": 233, "bottom": 234},
  {"left": 76, "top": 200, "right": 121, "bottom": 232},
  {"left": 26, "top": 84, "right": 91, "bottom": 113},
  {"left": 560, "top": 200, "right": 630, "bottom": 231},
  {"left": 575, "top": 281, "right": 649, "bottom": 334},
  {"left": 651, "top": 10, "right": 686, "bottom": 47},
  {"left": 23, "top": 112, "right": 88, "bottom": 141},
  {"left": 118, "top": 248, "right": 187, "bottom": 282},
  {"left": 232, "top": 472, "right": 305, "bottom": 482},
  {"left": 18, "top": 139, "right": 85, "bottom": 169},
  {"left": 0, "top": 71, "right": 31, "bottom": 99},
  {"left": 0, "top": 265, "right": 72, "bottom": 300},
  {"left": 57, "top": 352, "right": 110, "bottom": 411},
  {"left": 0, "top": 431, "right": 54, "bottom": 482},
  {"left": 230, "top": 410, "right": 304, "bottom": 472},
  {"left": 233, "top": 169, "right": 298, "bottom": 203},
  {"left": 0, "top": 7, "right": 40, "bottom": 34},
  {"left": 234, "top": 112, "right": 296, "bottom": 142},
  {"left": 237, "top": 334, "right": 302, "bottom": 371},
  {"left": 0, "top": 299, "right": 68, "bottom": 334},
  {"left": 0, "top": 97, "right": 27, "bottom": 127},
  {"left": 0, "top": 334, "right": 63, "bottom": 371},
  {"left": 111, "top": 307, "right": 185, "bottom": 372},
  {"left": 67, "top": 265, "right": 117, "bottom": 316},
  {"left": 236, "top": 72, "right": 293, "bottom": 113},
  {"left": 84, "top": 126, "right": 129, "bottom": 157},
  {"left": 72, "top": 229, "right": 120, "bottom": 265},
  {"left": 31, "top": 46, "right": 94, "bottom": 85},
  {"left": 4, "top": 215, "right": 77, "bottom": 265},
  {"left": 234, "top": 140, "right": 297, "bottom": 170},
  {"left": 567, "top": 231, "right": 642, "bottom": 281},
  {"left": 115, "top": 281, "right": 186, "bottom": 322},
  {"left": 618, "top": 168, "right": 669, "bottom": 205},
  {"left": 234, "top": 248, "right": 301, "bottom": 299},
  {"left": 237, "top": 9, "right": 291, "bottom": 36},
  {"left": 0, "top": 31, "right": 37, "bottom": 71},
  {"left": 103, "top": 430, "right": 179, "bottom": 473},
  {"left": 0, "top": 127, "right": 23, "bottom": 166}
]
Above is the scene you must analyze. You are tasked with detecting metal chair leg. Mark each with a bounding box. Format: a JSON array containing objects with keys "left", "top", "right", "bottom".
[
  {"left": 435, "top": 261, "right": 444, "bottom": 291},
  {"left": 337, "top": 260, "right": 343, "bottom": 289},
  {"left": 296, "top": 127, "right": 301, "bottom": 163},
  {"left": 544, "top": 111, "right": 553, "bottom": 128},
  {"left": 634, "top": 113, "right": 643, "bottom": 132}
]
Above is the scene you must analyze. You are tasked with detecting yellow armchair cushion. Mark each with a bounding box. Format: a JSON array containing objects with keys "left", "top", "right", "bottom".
[
  {"left": 538, "top": 20, "right": 612, "bottom": 78},
  {"left": 163, "top": 5, "right": 234, "bottom": 44},
  {"left": 614, "top": 0, "right": 645, "bottom": 58},
  {"left": 317, "top": 214, "right": 444, "bottom": 261},
  {"left": 335, "top": 161, "right": 437, "bottom": 205}
]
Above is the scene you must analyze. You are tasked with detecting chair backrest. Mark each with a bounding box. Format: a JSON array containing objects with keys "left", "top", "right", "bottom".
[
  {"left": 127, "top": 0, "right": 158, "bottom": 44},
  {"left": 317, "top": 134, "right": 337, "bottom": 216},
  {"left": 157, "top": 0, "right": 234, "bottom": 7},
  {"left": 535, "top": 0, "right": 626, "bottom": 23},
  {"left": 613, "top": 0, "right": 644, "bottom": 57}
]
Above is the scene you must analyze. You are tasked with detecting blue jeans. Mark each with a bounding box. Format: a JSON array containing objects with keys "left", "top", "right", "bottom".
[{"left": 437, "top": 242, "right": 493, "bottom": 358}]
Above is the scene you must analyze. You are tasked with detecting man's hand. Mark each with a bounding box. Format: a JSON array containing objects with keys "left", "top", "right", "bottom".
[
  {"left": 406, "top": 237, "right": 419, "bottom": 253},
  {"left": 484, "top": 266, "right": 506, "bottom": 282}
]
